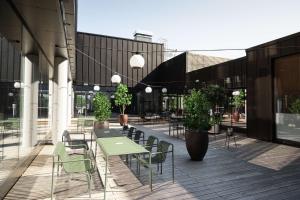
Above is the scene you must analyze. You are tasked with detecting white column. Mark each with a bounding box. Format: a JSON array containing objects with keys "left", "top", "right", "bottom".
[
  {"left": 67, "top": 80, "right": 73, "bottom": 125},
  {"left": 48, "top": 79, "right": 53, "bottom": 129},
  {"left": 52, "top": 58, "right": 69, "bottom": 144},
  {"left": 31, "top": 76, "right": 39, "bottom": 145},
  {"left": 21, "top": 55, "right": 38, "bottom": 147}
]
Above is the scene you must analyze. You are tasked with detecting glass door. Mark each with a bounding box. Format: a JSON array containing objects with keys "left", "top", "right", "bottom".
[{"left": 274, "top": 53, "right": 300, "bottom": 143}]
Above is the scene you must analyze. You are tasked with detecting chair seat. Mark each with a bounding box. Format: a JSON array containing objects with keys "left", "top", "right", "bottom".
[{"left": 63, "top": 154, "right": 93, "bottom": 173}]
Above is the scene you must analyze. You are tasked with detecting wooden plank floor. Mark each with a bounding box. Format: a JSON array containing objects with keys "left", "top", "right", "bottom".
[{"left": 4, "top": 122, "right": 300, "bottom": 200}]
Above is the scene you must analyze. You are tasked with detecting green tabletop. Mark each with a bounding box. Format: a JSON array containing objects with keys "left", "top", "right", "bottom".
[
  {"left": 97, "top": 137, "right": 148, "bottom": 156},
  {"left": 94, "top": 128, "right": 123, "bottom": 138}
]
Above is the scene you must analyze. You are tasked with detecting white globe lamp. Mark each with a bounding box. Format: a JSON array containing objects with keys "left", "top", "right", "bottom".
[
  {"left": 111, "top": 74, "right": 121, "bottom": 84},
  {"left": 145, "top": 86, "right": 152, "bottom": 93},
  {"left": 162, "top": 88, "right": 167, "bottom": 93},
  {"left": 130, "top": 54, "right": 145, "bottom": 69}
]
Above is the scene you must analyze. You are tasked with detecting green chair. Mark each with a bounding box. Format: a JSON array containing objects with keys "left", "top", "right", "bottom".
[
  {"left": 62, "top": 130, "right": 88, "bottom": 151},
  {"left": 143, "top": 135, "right": 159, "bottom": 152},
  {"left": 51, "top": 142, "right": 95, "bottom": 199},
  {"left": 137, "top": 140, "right": 174, "bottom": 183}
]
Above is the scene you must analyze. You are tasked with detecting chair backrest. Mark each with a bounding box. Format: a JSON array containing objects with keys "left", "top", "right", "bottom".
[
  {"left": 54, "top": 142, "right": 91, "bottom": 173},
  {"left": 145, "top": 135, "right": 159, "bottom": 152},
  {"left": 54, "top": 142, "right": 69, "bottom": 161},
  {"left": 156, "top": 140, "right": 172, "bottom": 163},
  {"left": 127, "top": 127, "right": 136, "bottom": 139},
  {"left": 62, "top": 130, "right": 71, "bottom": 143},
  {"left": 133, "top": 130, "right": 143, "bottom": 144}
]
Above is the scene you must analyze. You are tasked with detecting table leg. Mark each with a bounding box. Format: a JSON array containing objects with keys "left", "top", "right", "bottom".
[
  {"left": 149, "top": 152, "right": 152, "bottom": 191},
  {"left": 104, "top": 155, "right": 108, "bottom": 200}
]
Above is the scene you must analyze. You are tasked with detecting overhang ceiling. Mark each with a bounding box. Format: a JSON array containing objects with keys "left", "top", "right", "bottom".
[{"left": 0, "top": 0, "right": 76, "bottom": 80}]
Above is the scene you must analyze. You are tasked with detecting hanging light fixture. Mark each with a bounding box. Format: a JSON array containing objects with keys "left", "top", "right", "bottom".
[
  {"left": 232, "top": 90, "right": 240, "bottom": 96},
  {"left": 111, "top": 74, "right": 121, "bottom": 84},
  {"left": 93, "top": 85, "right": 100, "bottom": 91},
  {"left": 162, "top": 88, "right": 167, "bottom": 93},
  {"left": 145, "top": 86, "right": 152, "bottom": 93},
  {"left": 8, "top": 92, "right": 14, "bottom": 97},
  {"left": 14, "top": 81, "right": 21, "bottom": 88},
  {"left": 130, "top": 53, "right": 145, "bottom": 69}
]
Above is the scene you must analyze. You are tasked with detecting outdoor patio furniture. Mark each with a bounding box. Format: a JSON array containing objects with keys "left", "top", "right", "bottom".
[
  {"left": 97, "top": 137, "right": 151, "bottom": 200},
  {"left": 133, "top": 130, "right": 145, "bottom": 144},
  {"left": 62, "top": 130, "right": 88, "bottom": 151},
  {"left": 169, "top": 119, "right": 185, "bottom": 138},
  {"left": 51, "top": 142, "right": 95, "bottom": 199},
  {"left": 137, "top": 140, "right": 174, "bottom": 183},
  {"left": 143, "top": 135, "right": 159, "bottom": 152},
  {"left": 225, "top": 127, "right": 237, "bottom": 148},
  {"left": 126, "top": 127, "right": 136, "bottom": 139}
]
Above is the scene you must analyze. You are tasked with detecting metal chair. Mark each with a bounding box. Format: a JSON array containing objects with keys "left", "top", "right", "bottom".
[
  {"left": 51, "top": 142, "right": 95, "bottom": 199},
  {"left": 62, "top": 130, "right": 88, "bottom": 151},
  {"left": 225, "top": 127, "right": 237, "bottom": 148},
  {"left": 126, "top": 127, "right": 136, "bottom": 139},
  {"left": 133, "top": 130, "right": 145, "bottom": 144},
  {"left": 137, "top": 140, "right": 174, "bottom": 183}
]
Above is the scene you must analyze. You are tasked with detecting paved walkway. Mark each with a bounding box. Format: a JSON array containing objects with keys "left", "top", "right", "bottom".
[{"left": 4, "top": 122, "right": 300, "bottom": 199}]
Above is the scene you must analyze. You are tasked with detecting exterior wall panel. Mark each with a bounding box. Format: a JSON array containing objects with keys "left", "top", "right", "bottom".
[{"left": 76, "top": 32, "right": 163, "bottom": 88}]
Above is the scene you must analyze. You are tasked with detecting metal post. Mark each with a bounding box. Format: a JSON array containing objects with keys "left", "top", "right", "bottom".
[
  {"left": 172, "top": 145, "right": 174, "bottom": 183},
  {"left": 104, "top": 155, "right": 108, "bottom": 200},
  {"left": 149, "top": 151, "right": 152, "bottom": 191}
]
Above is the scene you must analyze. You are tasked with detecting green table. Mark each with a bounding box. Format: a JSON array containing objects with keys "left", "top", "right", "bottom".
[{"left": 97, "top": 137, "right": 151, "bottom": 200}]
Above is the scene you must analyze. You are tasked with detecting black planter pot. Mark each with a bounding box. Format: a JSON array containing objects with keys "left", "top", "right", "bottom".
[{"left": 185, "top": 130, "right": 209, "bottom": 161}]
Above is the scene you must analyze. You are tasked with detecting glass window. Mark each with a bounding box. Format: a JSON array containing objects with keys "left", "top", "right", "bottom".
[{"left": 274, "top": 53, "right": 300, "bottom": 143}]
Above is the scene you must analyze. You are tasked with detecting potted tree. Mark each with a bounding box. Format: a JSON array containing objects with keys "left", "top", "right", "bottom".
[
  {"left": 114, "top": 83, "right": 132, "bottom": 126},
  {"left": 184, "top": 89, "right": 211, "bottom": 161},
  {"left": 93, "top": 92, "right": 111, "bottom": 129},
  {"left": 203, "top": 84, "right": 225, "bottom": 134},
  {"left": 231, "top": 90, "right": 245, "bottom": 122}
]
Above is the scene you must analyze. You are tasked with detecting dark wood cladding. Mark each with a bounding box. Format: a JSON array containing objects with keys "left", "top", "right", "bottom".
[
  {"left": 75, "top": 32, "right": 164, "bottom": 87},
  {"left": 141, "top": 53, "right": 187, "bottom": 93},
  {"left": 186, "top": 57, "right": 247, "bottom": 89},
  {"left": 0, "top": 36, "right": 21, "bottom": 82},
  {"left": 246, "top": 32, "right": 300, "bottom": 142}
]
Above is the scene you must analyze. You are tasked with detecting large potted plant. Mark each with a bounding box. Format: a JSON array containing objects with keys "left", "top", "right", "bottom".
[
  {"left": 114, "top": 83, "right": 132, "bottom": 126},
  {"left": 184, "top": 89, "right": 211, "bottom": 161},
  {"left": 203, "top": 84, "right": 225, "bottom": 133},
  {"left": 231, "top": 90, "right": 245, "bottom": 122},
  {"left": 93, "top": 92, "right": 111, "bottom": 129}
]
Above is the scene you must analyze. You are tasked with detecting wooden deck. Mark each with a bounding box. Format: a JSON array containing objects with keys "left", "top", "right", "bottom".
[{"left": 4, "top": 122, "right": 300, "bottom": 199}]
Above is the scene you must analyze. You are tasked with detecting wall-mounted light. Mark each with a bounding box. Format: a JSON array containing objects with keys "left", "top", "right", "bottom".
[
  {"left": 14, "top": 81, "right": 21, "bottom": 89},
  {"left": 8, "top": 92, "right": 14, "bottom": 97},
  {"left": 111, "top": 74, "right": 121, "bottom": 84},
  {"left": 145, "top": 86, "right": 152, "bottom": 93},
  {"left": 93, "top": 85, "right": 100, "bottom": 91},
  {"left": 162, "top": 88, "right": 167, "bottom": 93},
  {"left": 130, "top": 53, "right": 145, "bottom": 69},
  {"left": 232, "top": 90, "right": 240, "bottom": 96}
]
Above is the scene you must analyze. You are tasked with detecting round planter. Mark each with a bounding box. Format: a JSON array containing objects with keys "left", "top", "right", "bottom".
[
  {"left": 213, "top": 124, "right": 220, "bottom": 133},
  {"left": 232, "top": 111, "right": 240, "bottom": 122},
  {"left": 119, "top": 114, "right": 128, "bottom": 126},
  {"left": 185, "top": 130, "right": 209, "bottom": 161},
  {"left": 94, "top": 121, "right": 109, "bottom": 129}
]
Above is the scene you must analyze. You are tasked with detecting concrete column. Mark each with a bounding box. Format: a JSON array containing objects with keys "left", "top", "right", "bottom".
[
  {"left": 21, "top": 55, "right": 38, "bottom": 147},
  {"left": 52, "top": 58, "right": 69, "bottom": 144},
  {"left": 67, "top": 80, "right": 73, "bottom": 125},
  {"left": 48, "top": 79, "right": 53, "bottom": 129}
]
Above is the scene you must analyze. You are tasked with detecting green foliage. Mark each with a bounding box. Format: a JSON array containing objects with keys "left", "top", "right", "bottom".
[
  {"left": 93, "top": 92, "right": 111, "bottom": 121},
  {"left": 289, "top": 99, "right": 300, "bottom": 114},
  {"left": 114, "top": 84, "right": 132, "bottom": 115},
  {"left": 203, "top": 84, "right": 225, "bottom": 109},
  {"left": 76, "top": 95, "right": 86, "bottom": 107},
  {"left": 232, "top": 89, "right": 245, "bottom": 111},
  {"left": 203, "top": 85, "right": 225, "bottom": 125},
  {"left": 183, "top": 89, "right": 211, "bottom": 131}
]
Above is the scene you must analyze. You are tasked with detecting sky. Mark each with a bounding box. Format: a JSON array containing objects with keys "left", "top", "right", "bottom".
[{"left": 78, "top": 0, "right": 300, "bottom": 59}]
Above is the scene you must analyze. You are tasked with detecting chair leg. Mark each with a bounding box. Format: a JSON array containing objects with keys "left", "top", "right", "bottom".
[
  {"left": 160, "top": 162, "right": 163, "bottom": 174},
  {"left": 234, "top": 135, "right": 237, "bottom": 147},
  {"left": 86, "top": 173, "right": 91, "bottom": 199},
  {"left": 157, "top": 163, "right": 159, "bottom": 172},
  {"left": 51, "top": 161, "right": 55, "bottom": 200}
]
